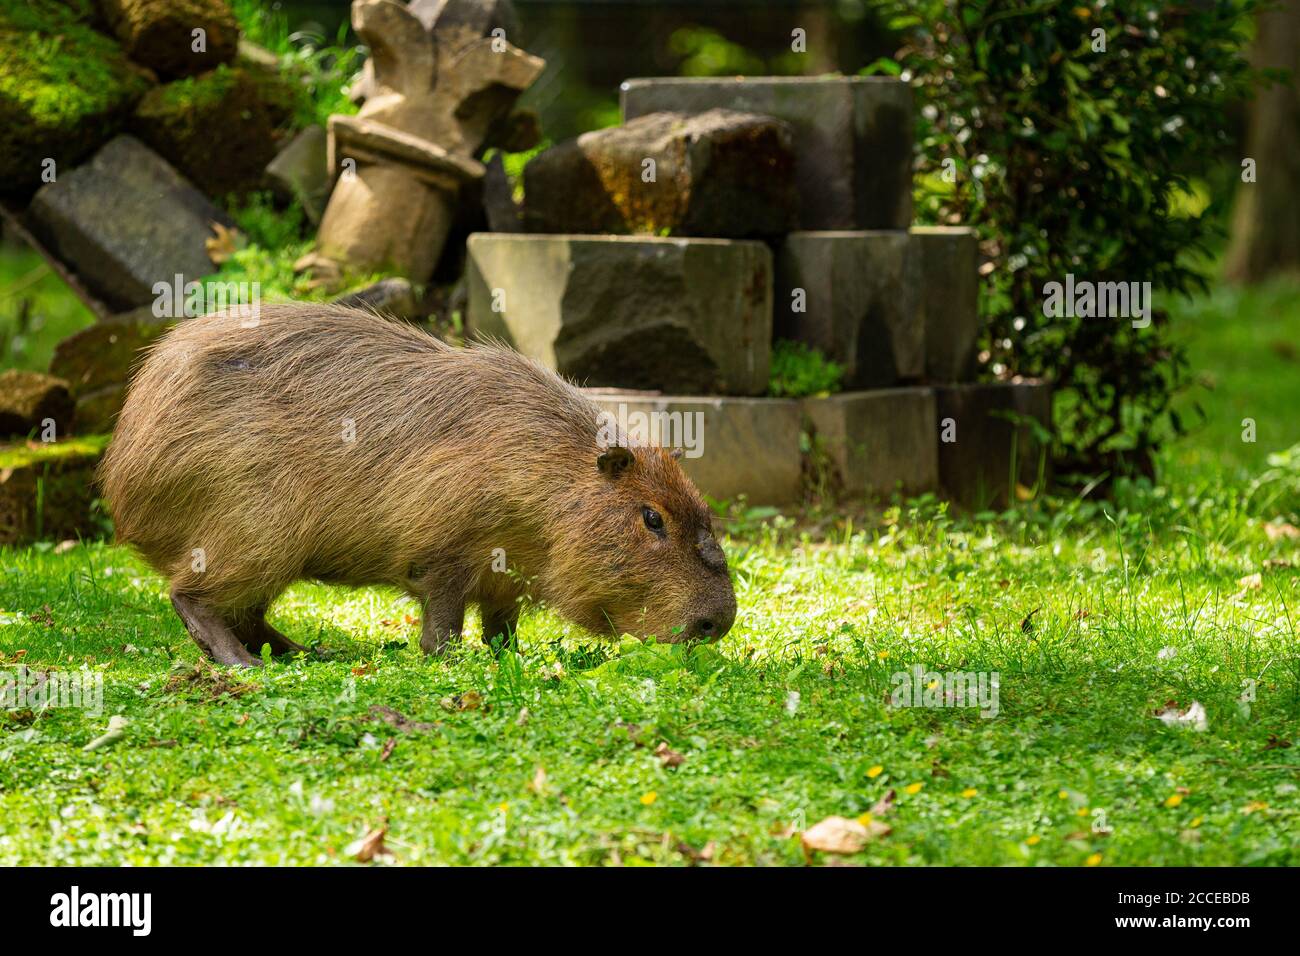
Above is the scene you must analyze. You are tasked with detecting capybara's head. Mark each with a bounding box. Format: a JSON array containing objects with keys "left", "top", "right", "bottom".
[{"left": 559, "top": 443, "right": 736, "bottom": 644}]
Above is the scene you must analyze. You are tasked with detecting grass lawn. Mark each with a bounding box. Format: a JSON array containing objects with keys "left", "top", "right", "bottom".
[{"left": 1, "top": 281, "right": 1298, "bottom": 866}]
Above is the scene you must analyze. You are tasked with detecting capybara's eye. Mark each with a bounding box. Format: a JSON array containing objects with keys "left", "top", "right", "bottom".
[{"left": 642, "top": 507, "right": 665, "bottom": 533}]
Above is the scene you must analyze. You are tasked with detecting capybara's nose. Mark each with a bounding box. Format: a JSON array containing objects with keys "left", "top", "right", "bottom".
[{"left": 694, "top": 601, "right": 735, "bottom": 642}]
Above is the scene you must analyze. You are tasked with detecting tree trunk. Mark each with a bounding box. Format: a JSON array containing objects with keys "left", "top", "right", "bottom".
[{"left": 1224, "top": 0, "right": 1300, "bottom": 283}]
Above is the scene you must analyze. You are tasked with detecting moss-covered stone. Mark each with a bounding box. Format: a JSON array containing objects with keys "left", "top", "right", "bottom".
[
  {"left": 49, "top": 309, "right": 174, "bottom": 432},
  {"left": 132, "top": 64, "right": 289, "bottom": 198},
  {"left": 0, "top": 0, "right": 152, "bottom": 191},
  {"left": 0, "top": 434, "right": 109, "bottom": 545},
  {"left": 0, "top": 369, "right": 75, "bottom": 439},
  {"left": 98, "top": 0, "right": 237, "bottom": 78}
]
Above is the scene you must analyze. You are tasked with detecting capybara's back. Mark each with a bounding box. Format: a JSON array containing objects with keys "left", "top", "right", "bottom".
[{"left": 102, "top": 304, "right": 736, "bottom": 666}]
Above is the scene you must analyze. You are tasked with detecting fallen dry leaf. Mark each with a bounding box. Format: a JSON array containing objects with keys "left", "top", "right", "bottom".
[
  {"left": 365, "top": 705, "right": 437, "bottom": 733},
  {"left": 675, "top": 839, "right": 715, "bottom": 863},
  {"left": 801, "top": 815, "right": 889, "bottom": 857},
  {"left": 83, "top": 715, "right": 128, "bottom": 752},
  {"left": 345, "top": 824, "right": 392, "bottom": 863},
  {"left": 1264, "top": 522, "right": 1300, "bottom": 542},
  {"left": 1154, "top": 700, "right": 1208, "bottom": 732},
  {"left": 1238, "top": 572, "right": 1263, "bottom": 591},
  {"left": 205, "top": 222, "right": 242, "bottom": 263},
  {"left": 655, "top": 742, "right": 685, "bottom": 767},
  {"left": 439, "top": 691, "right": 483, "bottom": 712},
  {"left": 1020, "top": 607, "right": 1041, "bottom": 635},
  {"left": 380, "top": 738, "right": 397, "bottom": 762},
  {"left": 529, "top": 765, "right": 548, "bottom": 794}
]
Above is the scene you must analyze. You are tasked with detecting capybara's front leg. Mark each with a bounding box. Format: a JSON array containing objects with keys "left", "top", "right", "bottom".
[
  {"left": 419, "top": 592, "right": 465, "bottom": 656},
  {"left": 233, "top": 606, "right": 309, "bottom": 658},
  {"left": 170, "top": 590, "right": 259, "bottom": 668}
]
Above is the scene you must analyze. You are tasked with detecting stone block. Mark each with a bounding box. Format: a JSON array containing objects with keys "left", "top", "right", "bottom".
[
  {"left": 775, "top": 230, "right": 921, "bottom": 388},
  {"left": 48, "top": 308, "right": 175, "bottom": 434},
  {"left": 802, "top": 388, "right": 938, "bottom": 496},
  {"left": 935, "top": 381, "right": 1053, "bottom": 509},
  {"left": 467, "top": 233, "right": 772, "bottom": 395},
  {"left": 99, "top": 0, "right": 238, "bottom": 78},
  {"left": 523, "top": 109, "right": 797, "bottom": 238},
  {"left": 266, "top": 125, "right": 330, "bottom": 223},
  {"left": 0, "top": 370, "right": 74, "bottom": 439},
  {"left": 27, "top": 136, "right": 229, "bottom": 311},
  {"left": 133, "top": 65, "right": 288, "bottom": 199},
  {"left": 912, "top": 226, "right": 980, "bottom": 382},
  {"left": 0, "top": 1, "right": 151, "bottom": 190},
  {"left": 0, "top": 436, "right": 108, "bottom": 545},
  {"left": 584, "top": 390, "right": 802, "bottom": 505},
  {"left": 621, "top": 76, "right": 912, "bottom": 230},
  {"left": 333, "top": 277, "right": 421, "bottom": 321}
]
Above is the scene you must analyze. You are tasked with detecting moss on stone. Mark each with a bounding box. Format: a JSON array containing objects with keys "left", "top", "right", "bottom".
[
  {"left": 132, "top": 64, "right": 294, "bottom": 198},
  {"left": 0, "top": 434, "right": 109, "bottom": 544},
  {"left": 0, "top": 434, "right": 109, "bottom": 472},
  {"left": 0, "top": 0, "right": 152, "bottom": 189}
]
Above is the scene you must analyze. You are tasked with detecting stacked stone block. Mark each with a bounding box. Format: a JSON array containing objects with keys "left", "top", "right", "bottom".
[{"left": 466, "top": 75, "right": 1052, "bottom": 507}]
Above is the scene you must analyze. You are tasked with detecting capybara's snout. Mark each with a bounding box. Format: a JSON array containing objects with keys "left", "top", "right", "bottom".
[{"left": 689, "top": 587, "right": 737, "bottom": 642}]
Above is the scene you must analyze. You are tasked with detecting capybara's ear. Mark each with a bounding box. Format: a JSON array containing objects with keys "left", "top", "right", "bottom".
[{"left": 597, "top": 445, "right": 635, "bottom": 479}]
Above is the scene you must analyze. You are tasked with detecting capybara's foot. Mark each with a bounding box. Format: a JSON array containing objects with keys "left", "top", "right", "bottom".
[
  {"left": 481, "top": 606, "right": 519, "bottom": 655},
  {"left": 170, "top": 591, "right": 259, "bottom": 668},
  {"left": 235, "top": 613, "right": 309, "bottom": 658},
  {"left": 419, "top": 595, "right": 465, "bottom": 656}
]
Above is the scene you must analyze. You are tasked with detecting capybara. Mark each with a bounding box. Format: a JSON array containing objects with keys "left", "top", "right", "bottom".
[{"left": 100, "top": 304, "right": 736, "bottom": 666}]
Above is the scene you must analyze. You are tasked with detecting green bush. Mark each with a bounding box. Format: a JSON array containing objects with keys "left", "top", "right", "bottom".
[
  {"left": 768, "top": 339, "right": 845, "bottom": 398},
  {"left": 873, "top": 0, "right": 1262, "bottom": 480}
]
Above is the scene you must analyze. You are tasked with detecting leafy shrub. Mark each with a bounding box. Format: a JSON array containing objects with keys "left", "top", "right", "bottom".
[
  {"left": 768, "top": 339, "right": 845, "bottom": 398},
  {"left": 871, "top": 0, "right": 1262, "bottom": 480},
  {"left": 229, "top": 0, "right": 362, "bottom": 129}
]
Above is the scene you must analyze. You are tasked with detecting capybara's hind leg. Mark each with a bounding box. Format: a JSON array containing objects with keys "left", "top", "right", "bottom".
[
  {"left": 170, "top": 590, "right": 258, "bottom": 668},
  {"left": 419, "top": 593, "right": 465, "bottom": 656},
  {"left": 233, "top": 606, "right": 308, "bottom": 658},
  {"left": 481, "top": 604, "right": 519, "bottom": 654}
]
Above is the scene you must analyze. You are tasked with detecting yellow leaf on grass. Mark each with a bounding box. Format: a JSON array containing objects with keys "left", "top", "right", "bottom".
[
  {"left": 866, "top": 765, "right": 884, "bottom": 779},
  {"left": 640, "top": 791, "right": 658, "bottom": 805},
  {"left": 1026, "top": 835, "right": 1042, "bottom": 846},
  {"left": 904, "top": 782, "right": 923, "bottom": 795},
  {"left": 1085, "top": 853, "right": 1103, "bottom": 866},
  {"left": 961, "top": 788, "right": 978, "bottom": 798},
  {"left": 1164, "top": 794, "right": 1183, "bottom": 808}
]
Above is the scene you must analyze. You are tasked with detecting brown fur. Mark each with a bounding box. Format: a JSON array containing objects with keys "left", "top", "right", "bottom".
[{"left": 100, "top": 304, "right": 736, "bottom": 663}]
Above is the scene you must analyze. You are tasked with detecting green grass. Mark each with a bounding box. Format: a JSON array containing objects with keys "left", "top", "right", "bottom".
[
  {"left": 0, "top": 243, "right": 95, "bottom": 372},
  {"left": 1163, "top": 276, "right": 1300, "bottom": 484},
  {"left": 1, "top": 490, "right": 1296, "bottom": 865},
  {"left": 1, "top": 275, "right": 1297, "bottom": 866}
]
